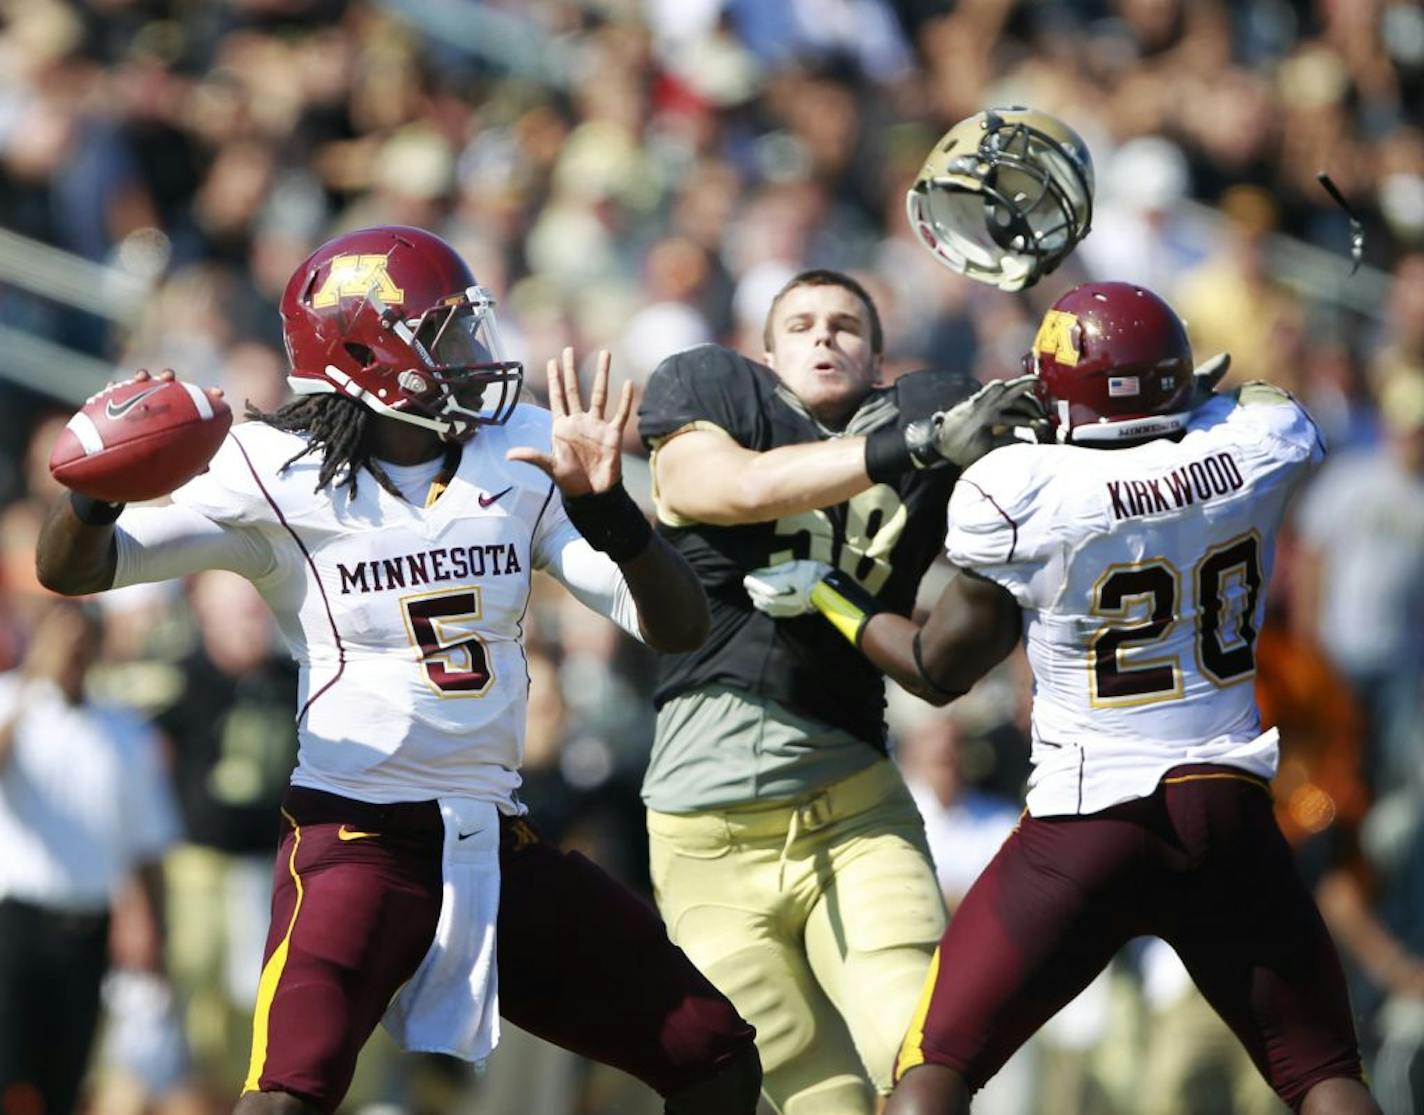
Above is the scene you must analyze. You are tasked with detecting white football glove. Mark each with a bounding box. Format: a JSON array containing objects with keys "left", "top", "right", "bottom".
[{"left": 743, "top": 560, "right": 832, "bottom": 618}]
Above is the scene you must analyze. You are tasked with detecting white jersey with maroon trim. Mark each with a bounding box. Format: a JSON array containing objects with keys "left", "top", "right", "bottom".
[
  {"left": 112, "top": 405, "right": 640, "bottom": 808},
  {"left": 946, "top": 387, "right": 1325, "bottom": 817}
]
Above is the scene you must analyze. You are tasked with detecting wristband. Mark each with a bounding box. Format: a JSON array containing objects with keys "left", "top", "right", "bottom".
[
  {"left": 866, "top": 419, "right": 946, "bottom": 483},
  {"left": 864, "top": 425, "right": 913, "bottom": 484},
  {"left": 563, "top": 484, "right": 654, "bottom": 563},
  {"left": 809, "top": 569, "right": 882, "bottom": 648},
  {"left": 70, "top": 492, "right": 125, "bottom": 525}
]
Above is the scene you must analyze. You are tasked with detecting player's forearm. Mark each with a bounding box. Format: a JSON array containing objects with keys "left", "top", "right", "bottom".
[
  {"left": 35, "top": 496, "right": 119, "bottom": 596},
  {"left": 662, "top": 438, "right": 872, "bottom": 525},
  {"left": 859, "top": 568, "right": 1021, "bottom": 706},
  {"left": 620, "top": 535, "right": 710, "bottom": 653},
  {"left": 858, "top": 613, "right": 965, "bottom": 707}
]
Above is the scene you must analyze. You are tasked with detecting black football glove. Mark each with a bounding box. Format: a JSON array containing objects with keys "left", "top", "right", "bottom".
[{"left": 1191, "top": 353, "right": 1231, "bottom": 407}]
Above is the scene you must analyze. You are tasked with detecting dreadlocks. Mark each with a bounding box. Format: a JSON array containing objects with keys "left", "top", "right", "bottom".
[{"left": 247, "top": 394, "right": 407, "bottom": 499}]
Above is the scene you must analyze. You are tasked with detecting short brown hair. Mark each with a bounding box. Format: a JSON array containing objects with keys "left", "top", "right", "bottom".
[{"left": 763, "top": 269, "right": 884, "bottom": 355}]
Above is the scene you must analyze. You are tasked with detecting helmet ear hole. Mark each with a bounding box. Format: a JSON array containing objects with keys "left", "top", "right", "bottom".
[{"left": 344, "top": 343, "right": 375, "bottom": 367}]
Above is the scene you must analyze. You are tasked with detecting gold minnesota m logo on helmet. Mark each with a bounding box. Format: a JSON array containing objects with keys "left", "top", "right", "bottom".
[
  {"left": 1034, "top": 309, "right": 1081, "bottom": 366},
  {"left": 311, "top": 254, "right": 405, "bottom": 309}
]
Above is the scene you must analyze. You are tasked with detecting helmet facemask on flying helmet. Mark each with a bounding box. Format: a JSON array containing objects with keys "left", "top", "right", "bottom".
[
  {"left": 908, "top": 107, "right": 1094, "bottom": 292},
  {"left": 281, "top": 226, "right": 524, "bottom": 442}
]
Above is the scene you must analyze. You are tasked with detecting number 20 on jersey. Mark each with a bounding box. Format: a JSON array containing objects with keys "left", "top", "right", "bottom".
[{"left": 1090, "top": 530, "right": 1262, "bottom": 707}]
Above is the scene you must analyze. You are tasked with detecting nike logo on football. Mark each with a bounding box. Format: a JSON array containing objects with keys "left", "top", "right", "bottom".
[
  {"left": 478, "top": 486, "right": 513, "bottom": 509},
  {"left": 457, "top": 828, "right": 485, "bottom": 841},
  {"left": 337, "top": 825, "right": 380, "bottom": 842},
  {"left": 105, "top": 385, "right": 166, "bottom": 420}
]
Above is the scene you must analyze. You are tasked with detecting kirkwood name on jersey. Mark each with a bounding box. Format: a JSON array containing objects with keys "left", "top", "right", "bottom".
[{"left": 1104, "top": 451, "right": 1245, "bottom": 521}]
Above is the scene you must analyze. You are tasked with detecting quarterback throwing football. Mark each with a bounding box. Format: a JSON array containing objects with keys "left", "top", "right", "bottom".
[{"left": 37, "top": 226, "right": 761, "bottom": 1115}]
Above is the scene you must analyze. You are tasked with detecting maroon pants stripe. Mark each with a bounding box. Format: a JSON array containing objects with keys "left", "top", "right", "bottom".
[{"left": 899, "top": 764, "right": 1363, "bottom": 1111}]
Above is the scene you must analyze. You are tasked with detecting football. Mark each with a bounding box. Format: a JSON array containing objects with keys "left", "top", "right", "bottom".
[{"left": 49, "top": 376, "right": 232, "bottom": 503}]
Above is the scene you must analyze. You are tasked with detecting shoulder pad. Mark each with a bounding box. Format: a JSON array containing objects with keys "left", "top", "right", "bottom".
[
  {"left": 1227, "top": 383, "right": 1325, "bottom": 460},
  {"left": 946, "top": 443, "right": 1046, "bottom": 567},
  {"left": 1235, "top": 380, "right": 1296, "bottom": 407},
  {"left": 170, "top": 422, "right": 311, "bottom": 526},
  {"left": 639, "top": 343, "right": 771, "bottom": 448},
  {"left": 494, "top": 403, "right": 555, "bottom": 487},
  {"left": 503, "top": 401, "right": 553, "bottom": 447},
  {"left": 654, "top": 343, "right": 765, "bottom": 384}
]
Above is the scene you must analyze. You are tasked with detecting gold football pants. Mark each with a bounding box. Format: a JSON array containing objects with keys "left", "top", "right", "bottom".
[{"left": 648, "top": 759, "right": 947, "bottom": 1115}]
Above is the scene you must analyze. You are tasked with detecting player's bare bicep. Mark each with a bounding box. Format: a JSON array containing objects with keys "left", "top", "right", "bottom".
[
  {"left": 919, "top": 565, "right": 1021, "bottom": 693},
  {"left": 650, "top": 426, "right": 750, "bottom": 525}
]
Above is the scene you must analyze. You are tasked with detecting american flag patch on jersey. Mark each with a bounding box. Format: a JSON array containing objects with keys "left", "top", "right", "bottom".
[{"left": 1108, "top": 376, "right": 1140, "bottom": 397}]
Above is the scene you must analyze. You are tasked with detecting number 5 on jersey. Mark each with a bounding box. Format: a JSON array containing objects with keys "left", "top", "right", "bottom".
[
  {"left": 401, "top": 588, "right": 494, "bottom": 697},
  {"left": 1090, "top": 530, "right": 1262, "bottom": 707}
]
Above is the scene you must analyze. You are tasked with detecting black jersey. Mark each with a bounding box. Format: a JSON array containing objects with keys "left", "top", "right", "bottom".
[{"left": 638, "top": 344, "right": 976, "bottom": 748}]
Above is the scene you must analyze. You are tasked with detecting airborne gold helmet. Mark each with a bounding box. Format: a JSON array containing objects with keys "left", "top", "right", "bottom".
[{"left": 907, "top": 107, "right": 1094, "bottom": 292}]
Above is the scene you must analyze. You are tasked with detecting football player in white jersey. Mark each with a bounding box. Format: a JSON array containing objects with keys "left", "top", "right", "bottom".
[
  {"left": 744, "top": 282, "right": 1379, "bottom": 1115},
  {"left": 36, "top": 226, "right": 761, "bottom": 1115}
]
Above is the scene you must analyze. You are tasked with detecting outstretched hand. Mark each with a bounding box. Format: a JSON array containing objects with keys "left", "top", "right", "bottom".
[
  {"left": 911, "top": 374, "right": 1047, "bottom": 469},
  {"left": 506, "top": 348, "right": 633, "bottom": 498}
]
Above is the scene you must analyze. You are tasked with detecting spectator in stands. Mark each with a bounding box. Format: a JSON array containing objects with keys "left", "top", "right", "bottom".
[
  {"left": 1373, "top": 254, "right": 1424, "bottom": 387},
  {"left": 1293, "top": 371, "right": 1424, "bottom": 793},
  {"left": 1172, "top": 186, "right": 1305, "bottom": 388},
  {"left": 0, "top": 601, "right": 180, "bottom": 1115}
]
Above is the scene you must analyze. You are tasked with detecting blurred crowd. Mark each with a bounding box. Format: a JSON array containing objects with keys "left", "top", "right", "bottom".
[{"left": 0, "top": 0, "right": 1421, "bottom": 1113}]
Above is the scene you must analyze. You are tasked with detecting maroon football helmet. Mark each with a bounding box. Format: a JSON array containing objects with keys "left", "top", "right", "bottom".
[
  {"left": 1028, "top": 281, "right": 1194, "bottom": 444},
  {"left": 281, "top": 226, "right": 522, "bottom": 440}
]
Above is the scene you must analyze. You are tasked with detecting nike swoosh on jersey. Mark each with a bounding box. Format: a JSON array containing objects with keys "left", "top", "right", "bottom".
[
  {"left": 337, "top": 825, "right": 380, "bottom": 841},
  {"left": 478, "top": 486, "right": 513, "bottom": 509},
  {"left": 105, "top": 384, "right": 166, "bottom": 420},
  {"left": 457, "top": 827, "right": 485, "bottom": 841}
]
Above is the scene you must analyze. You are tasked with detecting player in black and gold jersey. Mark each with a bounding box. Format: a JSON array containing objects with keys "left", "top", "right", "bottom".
[{"left": 638, "top": 270, "right": 1040, "bottom": 1114}]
